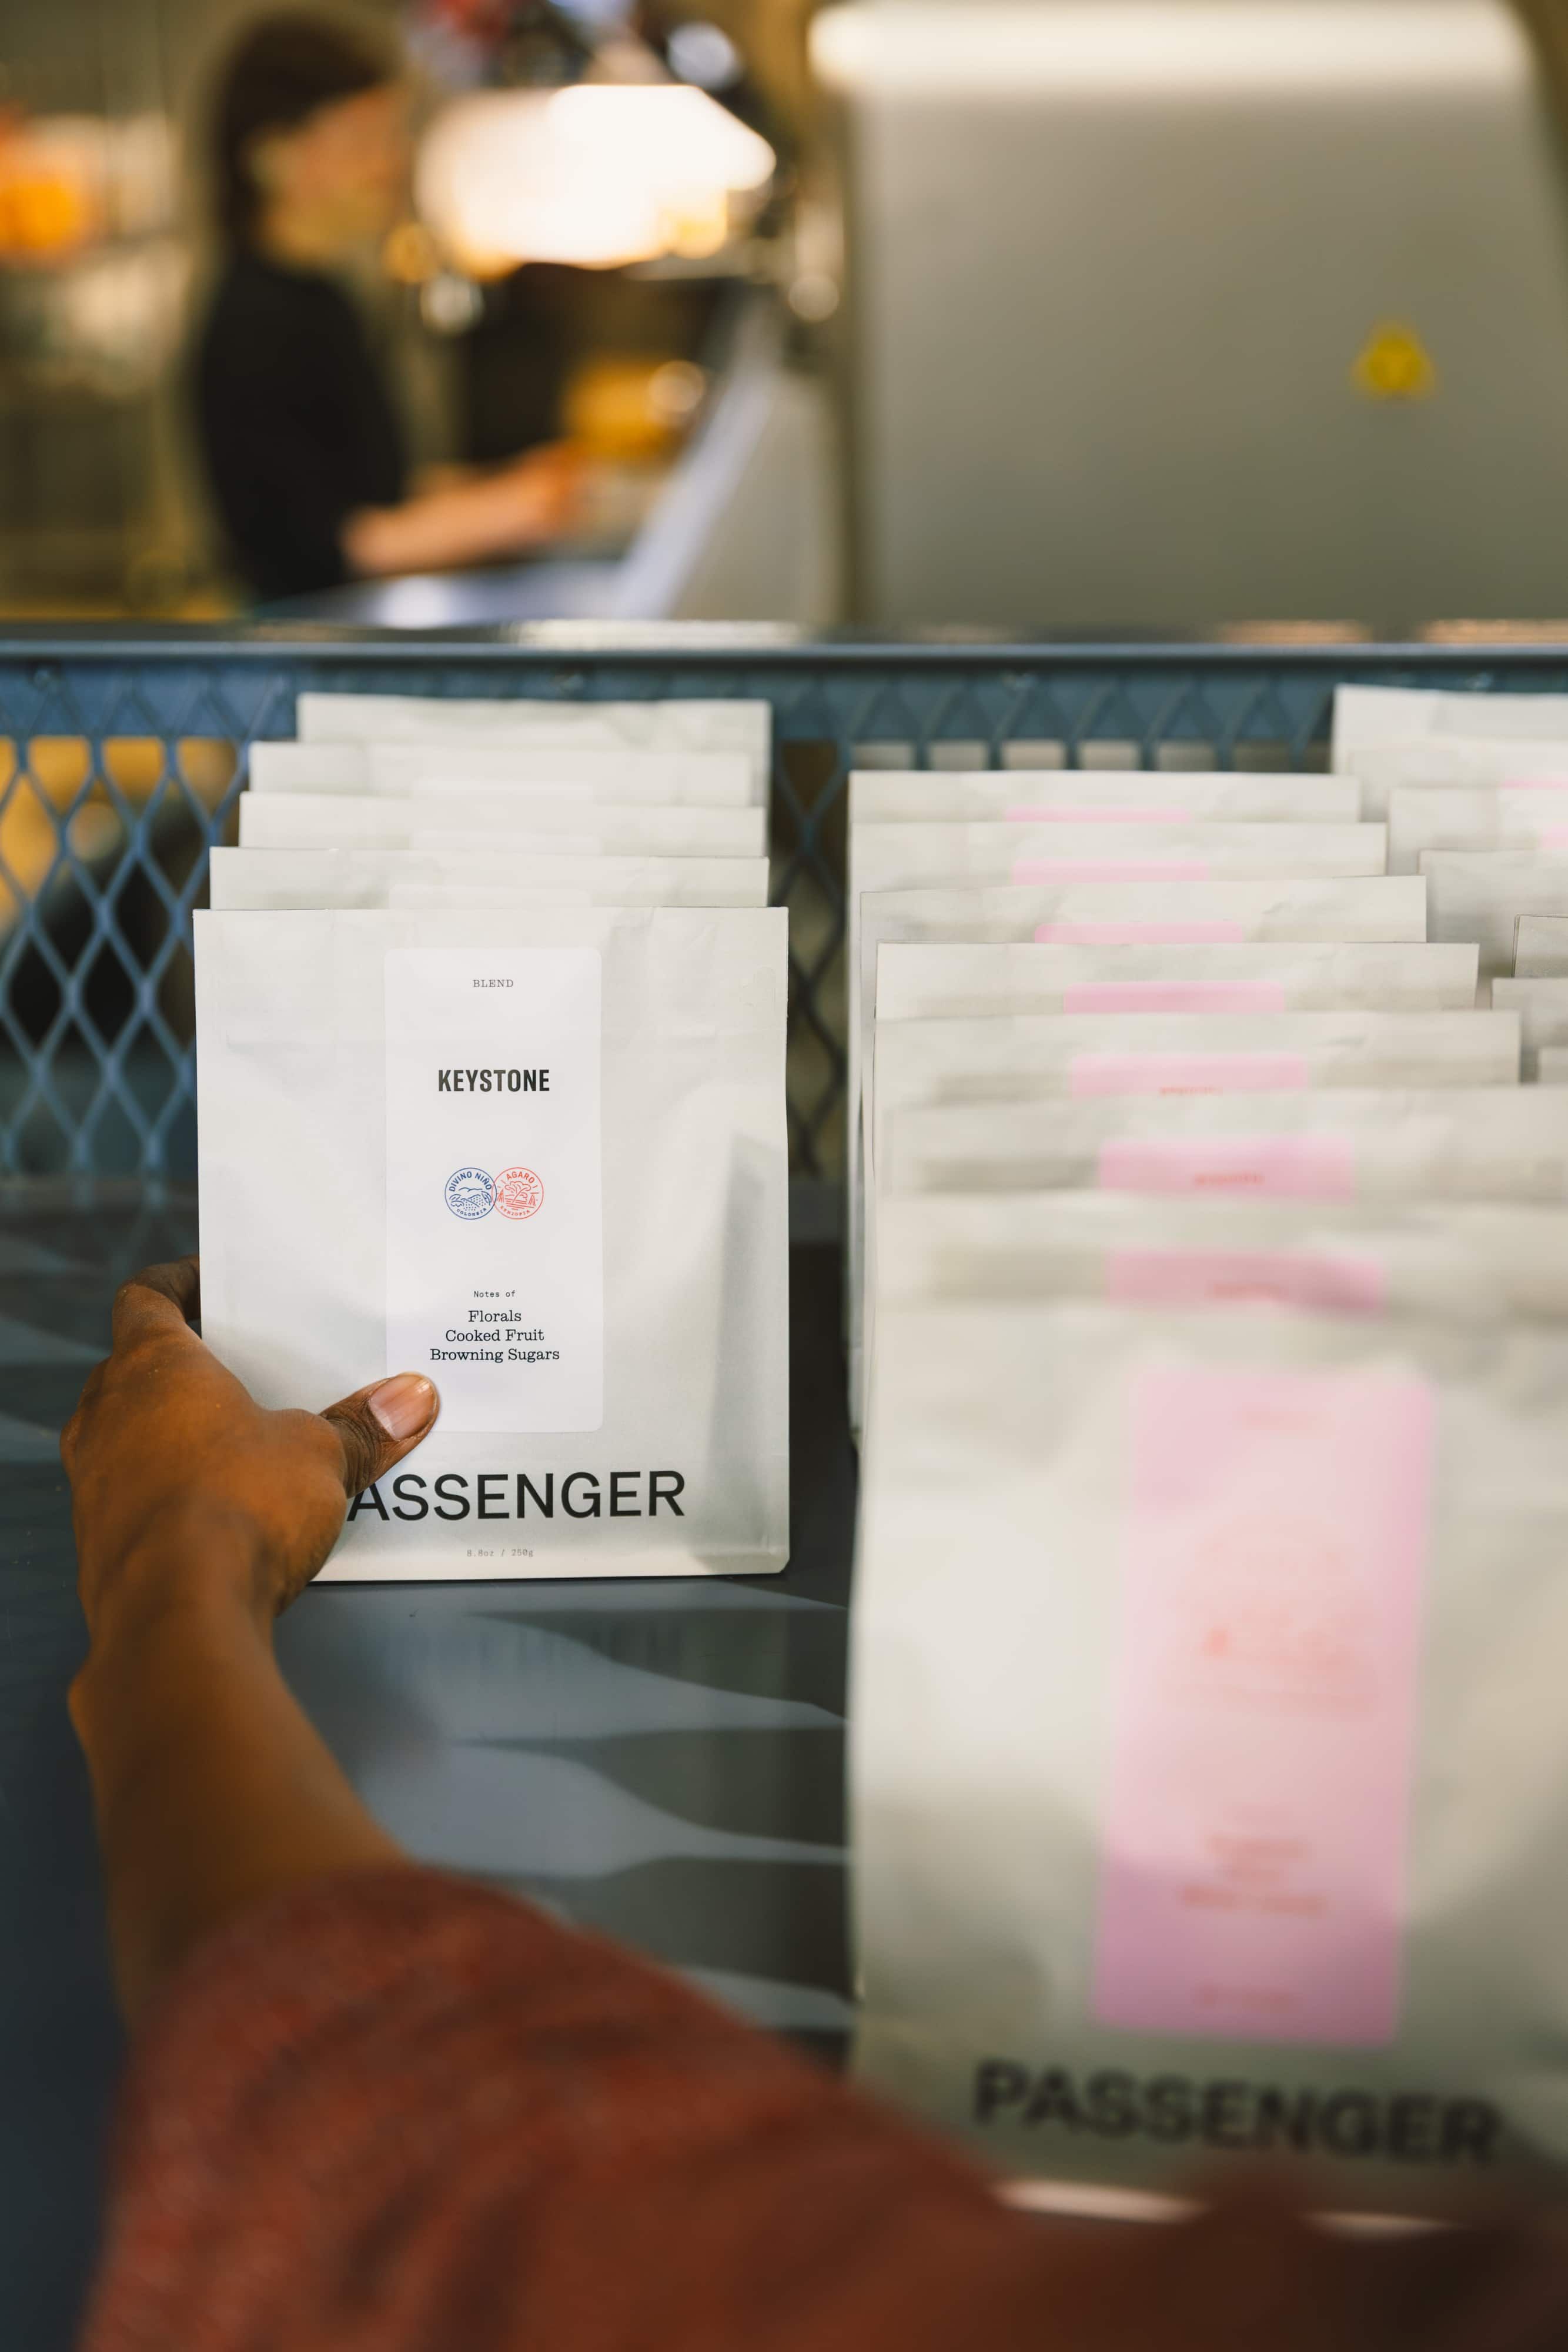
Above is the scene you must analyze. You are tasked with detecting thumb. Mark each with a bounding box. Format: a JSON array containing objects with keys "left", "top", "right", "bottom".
[{"left": 319, "top": 1372, "right": 440, "bottom": 1503}]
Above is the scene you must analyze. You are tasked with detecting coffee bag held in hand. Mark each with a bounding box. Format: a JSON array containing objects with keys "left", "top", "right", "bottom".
[
  {"left": 853, "top": 1294, "right": 1568, "bottom": 2210},
  {"left": 195, "top": 906, "right": 788, "bottom": 1579}
]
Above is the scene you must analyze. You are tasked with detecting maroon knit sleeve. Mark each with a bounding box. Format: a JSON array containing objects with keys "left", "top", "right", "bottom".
[
  {"left": 75, "top": 1867, "right": 1568, "bottom": 2352},
  {"left": 75, "top": 1867, "right": 1058, "bottom": 2352}
]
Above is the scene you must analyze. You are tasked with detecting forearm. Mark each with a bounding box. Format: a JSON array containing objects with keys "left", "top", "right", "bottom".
[
  {"left": 71, "top": 1516, "right": 404, "bottom": 2020},
  {"left": 342, "top": 475, "right": 548, "bottom": 577}
]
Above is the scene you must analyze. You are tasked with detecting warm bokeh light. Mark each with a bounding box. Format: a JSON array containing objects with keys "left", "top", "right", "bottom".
[{"left": 416, "top": 83, "right": 776, "bottom": 272}]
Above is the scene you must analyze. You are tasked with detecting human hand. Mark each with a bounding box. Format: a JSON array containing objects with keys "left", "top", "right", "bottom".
[
  {"left": 61, "top": 1257, "right": 439, "bottom": 1641},
  {"left": 490, "top": 439, "right": 590, "bottom": 544}
]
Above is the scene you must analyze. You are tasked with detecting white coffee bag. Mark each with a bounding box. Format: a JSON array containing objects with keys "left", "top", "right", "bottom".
[
  {"left": 1492, "top": 978, "right": 1568, "bottom": 1077},
  {"left": 237, "top": 792, "right": 765, "bottom": 860},
  {"left": 1388, "top": 787, "right": 1568, "bottom": 874},
  {"left": 881, "top": 1088, "right": 1568, "bottom": 1205},
  {"left": 871, "top": 1011, "right": 1520, "bottom": 1160},
  {"left": 875, "top": 1190, "right": 1568, "bottom": 1321},
  {"left": 851, "top": 771, "right": 1361, "bottom": 824},
  {"left": 1333, "top": 683, "right": 1568, "bottom": 769},
  {"left": 846, "top": 880, "right": 1429, "bottom": 1352},
  {"left": 851, "top": 826, "right": 1389, "bottom": 907},
  {"left": 853, "top": 1291, "right": 1568, "bottom": 2210},
  {"left": 208, "top": 848, "right": 769, "bottom": 911},
  {"left": 854, "top": 1008, "right": 1518, "bottom": 1422},
  {"left": 296, "top": 691, "right": 771, "bottom": 784},
  {"left": 196, "top": 905, "right": 788, "bottom": 1579},
  {"left": 250, "top": 740, "right": 758, "bottom": 805},
  {"left": 1514, "top": 916, "right": 1568, "bottom": 977},
  {"left": 1334, "top": 737, "right": 1568, "bottom": 818},
  {"left": 874, "top": 943, "right": 1478, "bottom": 1023},
  {"left": 1421, "top": 851, "right": 1568, "bottom": 977}
]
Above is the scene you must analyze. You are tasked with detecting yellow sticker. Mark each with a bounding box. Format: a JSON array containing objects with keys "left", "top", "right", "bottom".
[{"left": 1353, "top": 324, "right": 1437, "bottom": 401}]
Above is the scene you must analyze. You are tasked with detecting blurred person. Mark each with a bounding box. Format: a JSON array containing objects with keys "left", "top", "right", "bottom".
[
  {"left": 196, "top": 12, "right": 579, "bottom": 604},
  {"left": 60, "top": 1255, "right": 1568, "bottom": 2351}
]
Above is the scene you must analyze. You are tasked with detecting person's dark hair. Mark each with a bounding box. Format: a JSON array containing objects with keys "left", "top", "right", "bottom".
[{"left": 212, "top": 11, "right": 396, "bottom": 245}]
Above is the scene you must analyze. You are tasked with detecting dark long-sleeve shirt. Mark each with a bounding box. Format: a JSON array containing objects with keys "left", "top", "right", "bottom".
[{"left": 195, "top": 250, "right": 405, "bottom": 603}]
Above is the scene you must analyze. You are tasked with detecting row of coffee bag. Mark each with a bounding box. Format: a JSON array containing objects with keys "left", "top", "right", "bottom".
[
  {"left": 195, "top": 690, "right": 790, "bottom": 1582},
  {"left": 851, "top": 687, "right": 1568, "bottom": 2216}
]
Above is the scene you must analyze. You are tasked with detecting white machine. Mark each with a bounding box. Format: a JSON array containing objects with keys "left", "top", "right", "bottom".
[{"left": 814, "top": 1, "right": 1568, "bottom": 632}]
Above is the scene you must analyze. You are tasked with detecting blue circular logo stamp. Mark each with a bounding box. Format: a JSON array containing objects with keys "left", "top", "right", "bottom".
[{"left": 445, "top": 1167, "right": 496, "bottom": 1220}]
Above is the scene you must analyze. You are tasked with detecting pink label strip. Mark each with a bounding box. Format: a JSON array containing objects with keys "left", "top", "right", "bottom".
[
  {"left": 1092, "top": 1363, "right": 1433, "bottom": 2046},
  {"left": 1013, "top": 858, "right": 1212, "bottom": 884},
  {"left": 1035, "top": 921, "right": 1246, "bottom": 945},
  {"left": 1098, "top": 1132, "right": 1356, "bottom": 1199},
  {"left": 1071, "top": 1053, "right": 1310, "bottom": 1097},
  {"left": 1064, "top": 981, "right": 1288, "bottom": 1014},
  {"left": 1105, "top": 1247, "right": 1386, "bottom": 1314}
]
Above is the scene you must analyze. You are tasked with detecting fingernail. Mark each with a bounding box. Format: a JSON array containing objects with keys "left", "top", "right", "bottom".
[{"left": 369, "top": 1374, "right": 436, "bottom": 1440}]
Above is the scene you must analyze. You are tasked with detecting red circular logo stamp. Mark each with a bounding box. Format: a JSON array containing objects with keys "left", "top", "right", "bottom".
[{"left": 495, "top": 1165, "right": 544, "bottom": 1220}]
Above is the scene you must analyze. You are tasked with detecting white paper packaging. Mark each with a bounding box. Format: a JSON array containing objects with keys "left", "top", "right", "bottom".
[
  {"left": 854, "top": 1008, "right": 1519, "bottom": 1422},
  {"left": 250, "top": 740, "right": 758, "bottom": 805},
  {"left": 871, "top": 1011, "right": 1521, "bottom": 1166},
  {"left": 1333, "top": 683, "right": 1568, "bottom": 769},
  {"left": 208, "top": 848, "right": 768, "bottom": 911},
  {"left": 853, "top": 1292, "right": 1568, "bottom": 2209},
  {"left": 845, "top": 880, "right": 1429, "bottom": 1362},
  {"left": 851, "top": 771, "right": 1362, "bottom": 824},
  {"left": 875, "top": 1189, "right": 1568, "bottom": 1322},
  {"left": 196, "top": 906, "right": 788, "bottom": 1579},
  {"left": 1516, "top": 917, "right": 1568, "bottom": 977},
  {"left": 1421, "top": 851, "right": 1568, "bottom": 977},
  {"left": 1387, "top": 787, "right": 1568, "bottom": 874},
  {"left": 874, "top": 943, "right": 1479, "bottom": 1023},
  {"left": 237, "top": 792, "right": 765, "bottom": 859},
  {"left": 296, "top": 692, "right": 771, "bottom": 781},
  {"left": 881, "top": 1088, "right": 1568, "bottom": 1205},
  {"left": 1492, "top": 979, "right": 1568, "bottom": 1077},
  {"left": 851, "top": 825, "right": 1389, "bottom": 906}
]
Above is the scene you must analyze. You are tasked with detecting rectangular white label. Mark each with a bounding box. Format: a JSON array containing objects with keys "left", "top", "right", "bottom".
[{"left": 384, "top": 947, "right": 603, "bottom": 1433}]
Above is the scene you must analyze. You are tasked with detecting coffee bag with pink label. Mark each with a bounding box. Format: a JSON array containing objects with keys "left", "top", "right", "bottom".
[
  {"left": 845, "top": 881, "right": 1427, "bottom": 1394},
  {"left": 874, "top": 1190, "right": 1568, "bottom": 1322},
  {"left": 853, "top": 1292, "right": 1568, "bottom": 2209},
  {"left": 851, "top": 770, "right": 1361, "bottom": 824},
  {"left": 1388, "top": 787, "right": 1568, "bottom": 874},
  {"left": 195, "top": 903, "right": 788, "bottom": 1581},
  {"left": 854, "top": 1011, "right": 1518, "bottom": 1425},
  {"left": 881, "top": 1088, "right": 1568, "bottom": 1206},
  {"left": 875, "top": 941, "right": 1477, "bottom": 1023}
]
